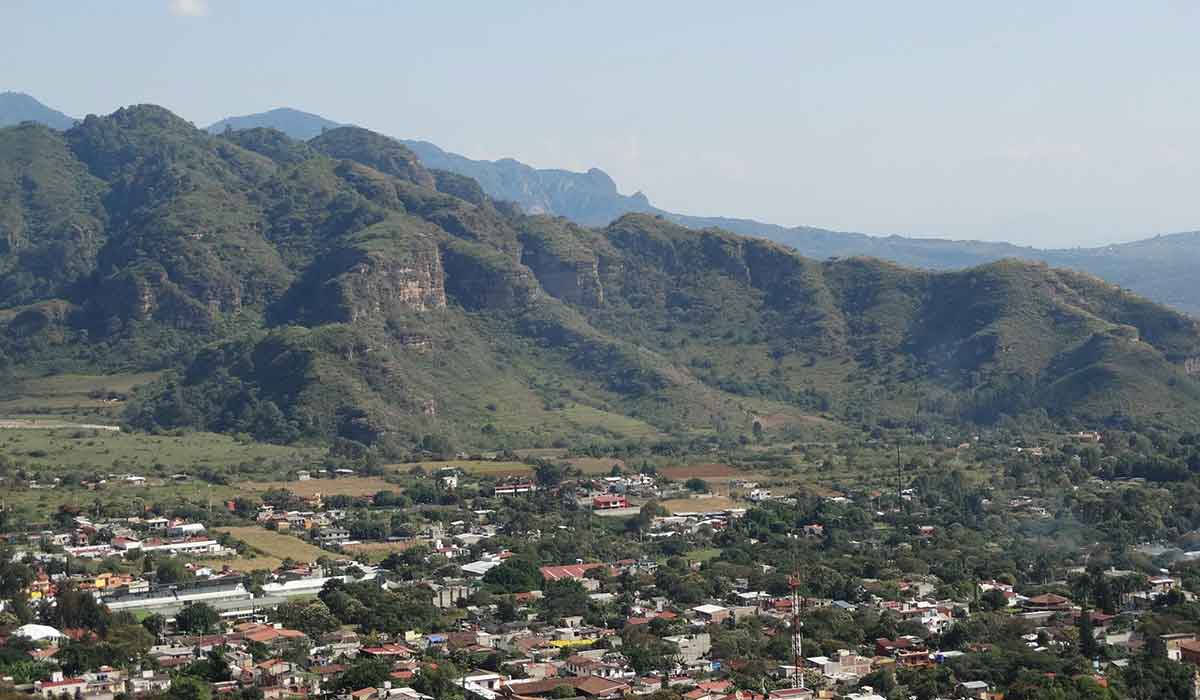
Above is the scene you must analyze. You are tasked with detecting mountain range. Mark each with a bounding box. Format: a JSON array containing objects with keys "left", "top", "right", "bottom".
[
  {"left": 2, "top": 104, "right": 1199, "bottom": 451},
  {"left": 202, "top": 106, "right": 1200, "bottom": 318},
  {"left": 5, "top": 94, "right": 1199, "bottom": 316}
]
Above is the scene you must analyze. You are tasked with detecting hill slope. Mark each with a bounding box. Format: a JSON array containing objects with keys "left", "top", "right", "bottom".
[
  {"left": 0, "top": 92, "right": 77, "bottom": 130},
  {"left": 2, "top": 108, "right": 1199, "bottom": 452}
]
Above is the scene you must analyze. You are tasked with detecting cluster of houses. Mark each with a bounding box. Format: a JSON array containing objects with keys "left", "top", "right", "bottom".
[{"left": 34, "top": 515, "right": 233, "bottom": 562}]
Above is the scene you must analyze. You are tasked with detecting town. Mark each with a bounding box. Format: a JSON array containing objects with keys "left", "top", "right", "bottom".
[{"left": 0, "top": 426, "right": 1199, "bottom": 700}]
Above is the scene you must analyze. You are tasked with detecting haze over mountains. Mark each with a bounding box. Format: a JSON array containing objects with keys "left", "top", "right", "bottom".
[{"left": 2, "top": 103, "right": 1199, "bottom": 450}]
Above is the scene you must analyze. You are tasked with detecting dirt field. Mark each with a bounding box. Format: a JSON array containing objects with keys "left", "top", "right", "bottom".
[
  {"left": 341, "top": 540, "right": 432, "bottom": 562},
  {"left": 245, "top": 477, "right": 398, "bottom": 498},
  {"left": 660, "top": 495, "right": 739, "bottom": 513}
]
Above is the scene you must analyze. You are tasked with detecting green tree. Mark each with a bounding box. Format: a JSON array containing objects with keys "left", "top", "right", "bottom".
[
  {"left": 274, "top": 601, "right": 340, "bottom": 638},
  {"left": 335, "top": 658, "right": 392, "bottom": 693},
  {"left": 174, "top": 603, "right": 220, "bottom": 634},
  {"left": 483, "top": 558, "right": 543, "bottom": 593},
  {"left": 168, "top": 675, "right": 212, "bottom": 700},
  {"left": 534, "top": 462, "right": 565, "bottom": 488},
  {"left": 155, "top": 559, "right": 190, "bottom": 584},
  {"left": 541, "top": 579, "right": 589, "bottom": 620},
  {"left": 185, "top": 649, "right": 232, "bottom": 683},
  {"left": 106, "top": 623, "right": 155, "bottom": 663}
]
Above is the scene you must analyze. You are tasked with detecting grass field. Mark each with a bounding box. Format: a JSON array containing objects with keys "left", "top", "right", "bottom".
[
  {"left": 660, "top": 495, "right": 739, "bottom": 513},
  {"left": 8, "top": 479, "right": 246, "bottom": 527},
  {"left": 215, "top": 526, "right": 327, "bottom": 566},
  {"left": 455, "top": 372, "right": 665, "bottom": 443},
  {"left": 0, "top": 372, "right": 163, "bottom": 423},
  {"left": 245, "top": 477, "right": 399, "bottom": 498},
  {"left": 556, "top": 404, "right": 663, "bottom": 440},
  {"left": 0, "top": 427, "right": 319, "bottom": 473}
]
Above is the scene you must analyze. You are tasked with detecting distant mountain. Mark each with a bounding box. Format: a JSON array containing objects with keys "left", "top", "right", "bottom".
[
  {"left": 399, "top": 140, "right": 660, "bottom": 226},
  {"left": 0, "top": 92, "right": 77, "bottom": 130},
  {"left": 3, "top": 108, "right": 1200, "bottom": 448},
  {"left": 206, "top": 107, "right": 344, "bottom": 141}
]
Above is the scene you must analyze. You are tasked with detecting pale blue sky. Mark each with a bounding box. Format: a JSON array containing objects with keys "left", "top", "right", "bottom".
[{"left": 3, "top": 1, "right": 1199, "bottom": 246}]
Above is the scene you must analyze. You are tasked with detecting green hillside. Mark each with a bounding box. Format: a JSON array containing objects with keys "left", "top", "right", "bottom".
[{"left": 2, "top": 106, "right": 1199, "bottom": 453}]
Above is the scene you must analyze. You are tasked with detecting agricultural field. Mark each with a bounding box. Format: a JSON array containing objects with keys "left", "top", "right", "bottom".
[
  {"left": 245, "top": 477, "right": 399, "bottom": 499},
  {"left": 659, "top": 495, "right": 739, "bottom": 513}
]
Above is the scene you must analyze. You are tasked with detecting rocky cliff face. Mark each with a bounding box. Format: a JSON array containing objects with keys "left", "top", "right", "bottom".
[
  {"left": 333, "top": 248, "right": 447, "bottom": 322},
  {"left": 521, "top": 244, "right": 603, "bottom": 308},
  {"left": 442, "top": 241, "right": 542, "bottom": 310}
]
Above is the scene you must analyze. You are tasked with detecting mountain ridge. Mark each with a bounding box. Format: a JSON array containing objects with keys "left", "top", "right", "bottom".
[
  {"left": 2, "top": 106, "right": 1199, "bottom": 451},
  {"left": 13, "top": 97, "right": 1200, "bottom": 315},
  {"left": 201, "top": 107, "right": 1200, "bottom": 316}
]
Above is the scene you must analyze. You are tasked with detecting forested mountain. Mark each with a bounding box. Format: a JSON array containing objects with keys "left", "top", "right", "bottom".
[
  {"left": 2, "top": 106, "right": 1199, "bottom": 451},
  {"left": 16, "top": 97, "right": 1200, "bottom": 316},
  {"left": 0, "top": 92, "right": 77, "bottom": 130},
  {"left": 209, "top": 106, "right": 1200, "bottom": 316}
]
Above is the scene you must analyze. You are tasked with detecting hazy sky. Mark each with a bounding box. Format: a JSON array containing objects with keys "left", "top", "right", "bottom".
[{"left": 3, "top": 1, "right": 1199, "bottom": 247}]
